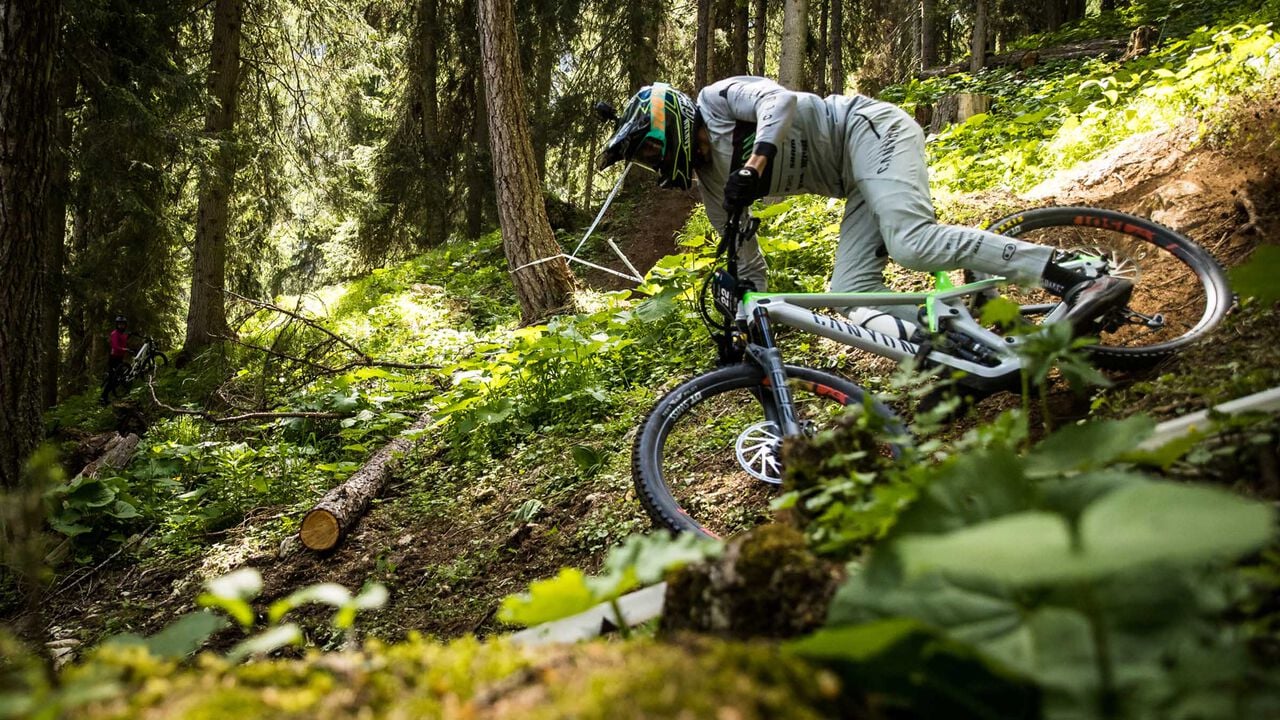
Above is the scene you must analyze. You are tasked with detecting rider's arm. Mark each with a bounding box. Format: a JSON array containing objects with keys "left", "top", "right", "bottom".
[{"left": 700, "top": 76, "right": 797, "bottom": 174}]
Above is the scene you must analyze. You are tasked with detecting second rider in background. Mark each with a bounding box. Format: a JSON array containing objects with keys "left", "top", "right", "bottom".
[{"left": 597, "top": 76, "right": 1133, "bottom": 338}]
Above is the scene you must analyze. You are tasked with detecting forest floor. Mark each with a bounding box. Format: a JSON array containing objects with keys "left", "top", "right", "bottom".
[{"left": 23, "top": 95, "right": 1280, "bottom": 658}]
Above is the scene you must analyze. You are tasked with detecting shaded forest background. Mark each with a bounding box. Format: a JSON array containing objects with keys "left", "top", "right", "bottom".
[{"left": 22, "top": 0, "right": 1127, "bottom": 403}]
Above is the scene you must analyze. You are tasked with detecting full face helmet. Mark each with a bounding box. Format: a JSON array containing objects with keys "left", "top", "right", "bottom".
[
  {"left": 597, "top": 83, "right": 698, "bottom": 190},
  {"left": 114, "top": 315, "right": 127, "bottom": 326}
]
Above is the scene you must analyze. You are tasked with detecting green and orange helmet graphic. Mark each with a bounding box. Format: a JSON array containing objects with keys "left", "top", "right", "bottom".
[{"left": 598, "top": 82, "right": 697, "bottom": 190}]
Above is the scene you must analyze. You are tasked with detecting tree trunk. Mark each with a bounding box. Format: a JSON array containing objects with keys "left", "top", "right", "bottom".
[
  {"left": 65, "top": 202, "right": 89, "bottom": 393},
  {"left": 1046, "top": 0, "right": 1062, "bottom": 32},
  {"left": 300, "top": 417, "right": 429, "bottom": 551},
  {"left": 695, "top": 0, "right": 712, "bottom": 90},
  {"left": 732, "top": 0, "right": 750, "bottom": 75},
  {"left": 478, "top": 0, "right": 575, "bottom": 322},
  {"left": 829, "top": 0, "right": 842, "bottom": 92},
  {"left": 921, "top": 0, "right": 938, "bottom": 70},
  {"left": 43, "top": 70, "right": 74, "bottom": 408},
  {"left": 815, "top": 0, "right": 828, "bottom": 95},
  {"left": 752, "top": 0, "right": 767, "bottom": 75},
  {"left": 531, "top": 20, "right": 554, "bottom": 179},
  {"left": 418, "top": 0, "right": 448, "bottom": 246},
  {"left": 970, "top": 0, "right": 987, "bottom": 72},
  {"left": 627, "top": 2, "right": 660, "bottom": 92},
  {"left": 778, "top": 0, "right": 807, "bottom": 89},
  {"left": 184, "top": 0, "right": 242, "bottom": 355},
  {"left": 0, "top": 0, "right": 61, "bottom": 487}
]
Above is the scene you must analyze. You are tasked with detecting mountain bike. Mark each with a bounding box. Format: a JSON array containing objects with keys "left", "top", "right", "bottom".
[
  {"left": 632, "top": 205, "right": 1233, "bottom": 539},
  {"left": 104, "top": 336, "right": 167, "bottom": 400}
]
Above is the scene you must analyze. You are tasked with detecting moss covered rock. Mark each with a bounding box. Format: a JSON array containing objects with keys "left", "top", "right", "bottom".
[{"left": 661, "top": 525, "right": 840, "bottom": 639}]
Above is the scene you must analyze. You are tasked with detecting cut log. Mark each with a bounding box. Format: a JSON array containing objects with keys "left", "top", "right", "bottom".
[
  {"left": 299, "top": 415, "right": 429, "bottom": 551},
  {"left": 79, "top": 433, "right": 141, "bottom": 479},
  {"left": 920, "top": 37, "right": 1127, "bottom": 79},
  {"left": 957, "top": 93, "right": 991, "bottom": 121}
]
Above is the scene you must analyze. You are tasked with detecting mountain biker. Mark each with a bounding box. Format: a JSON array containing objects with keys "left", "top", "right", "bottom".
[
  {"left": 99, "top": 315, "right": 130, "bottom": 405},
  {"left": 597, "top": 76, "right": 1134, "bottom": 336}
]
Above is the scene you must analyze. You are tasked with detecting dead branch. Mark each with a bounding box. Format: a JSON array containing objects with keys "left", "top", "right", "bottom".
[
  {"left": 224, "top": 289, "right": 371, "bottom": 361},
  {"left": 146, "top": 375, "right": 354, "bottom": 424}
]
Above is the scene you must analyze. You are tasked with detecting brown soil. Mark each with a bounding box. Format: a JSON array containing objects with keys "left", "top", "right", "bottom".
[{"left": 577, "top": 183, "right": 698, "bottom": 291}]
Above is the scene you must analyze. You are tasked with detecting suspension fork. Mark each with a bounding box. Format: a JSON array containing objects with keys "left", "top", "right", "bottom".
[{"left": 745, "top": 307, "right": 802, "bottom": 438}]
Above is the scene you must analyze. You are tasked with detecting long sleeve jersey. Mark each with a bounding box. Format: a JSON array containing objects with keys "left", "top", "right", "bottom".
[
  {"left": 695, "top": 76, "right": 877, "bottom": 234},
  {"left": 109, "top": 329, "right": 130, "bottom": 359}
]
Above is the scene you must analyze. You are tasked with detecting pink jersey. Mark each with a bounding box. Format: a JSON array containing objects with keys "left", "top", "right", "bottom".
[{"left": 110, "top": 329, "right": 130, "bottom": 358}]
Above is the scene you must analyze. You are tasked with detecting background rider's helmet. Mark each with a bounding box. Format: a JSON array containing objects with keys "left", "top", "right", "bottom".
[
  {"left": 114, "top": 315, "right": 127, "bottom": 325},
  {"left": 597, "top": 83, "right": 698, "bottom": 190}
]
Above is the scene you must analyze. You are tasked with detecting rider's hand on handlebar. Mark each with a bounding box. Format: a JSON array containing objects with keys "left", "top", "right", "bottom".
[{"left": 723, "top": 167, "right": 766, "bottom": 212}]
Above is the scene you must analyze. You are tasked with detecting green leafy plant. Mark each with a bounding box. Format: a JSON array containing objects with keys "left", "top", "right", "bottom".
[
  {"left": 804, "top": 417, "right": 1279, "bottom": 719},
  {"left": 498, "top": 532, "right": 722, "bottom": 635}
]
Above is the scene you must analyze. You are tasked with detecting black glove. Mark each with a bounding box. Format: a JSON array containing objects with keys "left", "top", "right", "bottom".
[{"left": 723, "top": 167, "right": 765, "bottom": 211}]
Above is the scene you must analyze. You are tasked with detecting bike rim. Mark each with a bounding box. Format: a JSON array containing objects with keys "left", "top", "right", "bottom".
[{"left": 651, "top": 374, "right": 866, "bottom": 539}]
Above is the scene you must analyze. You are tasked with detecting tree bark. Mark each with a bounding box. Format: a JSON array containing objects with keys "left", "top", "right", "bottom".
[
  {"left": 695, "top": 0, "right": 712, "bottom": 90},
  {"left": 752, "top": 0, "right": 767, "bottom": 76},
  {"left": 43, "top": 69, "right": 74, "bottom": 409},
  {"left": 970, "top": 0, "right": 987, "bottom": 72},
  {"left": 731, "top": 0, "right": 750, "bottom": 75},
  {"left": 627, "top": 1, "right": 660, "bottom": 92},
  {"left": 829, "top": 0, "right": 842, "bottom": 92},
  {"left": 921, "top": 0, "right": 938, "bottom": 70},
  {"left": 0, "top": 0, "right": 61, "bottom": 487},
  {"left": 478, "top": 0, "right": 575, "bottom": 322},
  {"left": 300, "top": 416, "right": 430, "bottom": 551},
  {"left": 815, "top": 0, "right": 828, "bottom": 95},
  {"left": 778, "top": 0, "right": 807, "bottom": 89},
  {"left": 184, "top": 0, "right": 242, "bottom": 355}
]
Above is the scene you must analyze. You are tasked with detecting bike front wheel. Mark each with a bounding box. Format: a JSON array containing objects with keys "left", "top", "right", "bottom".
[
  {"left": 632, "top": 364, "right": 904, "bottom": 539},
  {"left": 980, "top": 206, "right": 1233, "bottom": 370}
]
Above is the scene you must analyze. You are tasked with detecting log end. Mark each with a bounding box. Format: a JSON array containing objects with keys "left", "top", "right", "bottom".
[{"left": 300, "top": 509, "right": 341, "bottom": 551}]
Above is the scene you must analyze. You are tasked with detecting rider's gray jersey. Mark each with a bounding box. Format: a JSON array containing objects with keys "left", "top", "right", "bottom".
[{"left": 696, "top": 76, "right": 878, "bottom": 235}]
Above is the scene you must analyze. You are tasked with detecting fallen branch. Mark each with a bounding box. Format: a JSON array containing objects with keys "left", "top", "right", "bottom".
[
  {"left": 147, "top": 375, "right": 354, "bottom": 424},
  {"left": 299, "top": 414, "right": 432, "bottom": 551},
  {"left": 224, "top": 289, "right": 370, "bottom": 362}
]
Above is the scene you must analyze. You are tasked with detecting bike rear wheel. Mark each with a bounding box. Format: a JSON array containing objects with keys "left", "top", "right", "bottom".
[
  {"left": 980, "top": 206, "right": 1233, "bottom": 370},
  {"left": 632, "top": 364, "right": 904, "bottom": 539}
]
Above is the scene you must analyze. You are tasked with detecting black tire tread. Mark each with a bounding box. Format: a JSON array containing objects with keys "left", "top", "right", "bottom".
[{"left": 984, "top": 205, "right": 1232, "bottom": 371}]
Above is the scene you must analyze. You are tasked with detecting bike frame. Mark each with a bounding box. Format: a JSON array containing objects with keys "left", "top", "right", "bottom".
[{"left": 717, "top": 211, "right": 1072, "bottom": 441}]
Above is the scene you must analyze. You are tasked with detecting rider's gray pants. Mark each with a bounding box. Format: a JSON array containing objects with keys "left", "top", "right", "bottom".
[{"left": 739, "top": 99, "right": 1055, "bottom": 324}]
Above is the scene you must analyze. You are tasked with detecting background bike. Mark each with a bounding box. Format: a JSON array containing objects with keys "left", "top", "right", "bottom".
[
  {"left": 632, "top": 205, "right": 1232, "bottom": 539},
  {"left": 104, "top": 336, "right": 168, "bottom": 400}
]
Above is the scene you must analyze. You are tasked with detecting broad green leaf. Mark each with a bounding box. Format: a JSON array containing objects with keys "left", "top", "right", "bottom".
[
  {"left": 497, "top": 568, "right": 606, "bottom": 627},
  {"left": 352, "top": 583, "right": 389, "bottom": 610},
  {"left": 898, "top": 484, "right": 1275, "bottom": 587},
  {"left": 225, "top": 624, "right": 302, "bottom": 663},
  {"left": 789, "top": 617, "right": 926, "bottom": 661},
  {"left": 979, "top": 296, "right": 1022, "bottom": 327},
  {"left": 107, "top": 500, "right": 139, "bottom": 519},
  {"left": 898, "top": 512, "right": 1076, "bottom": 585},
  {"left": 1024, "top": 417, "right": 1156, "bottom": 477},
  {"left": 889, "top": 446, "right": 1033, "bottom": 537},
  {"left": 602, "top": 532, "right": 722, "bottom": 586},
  {"left": 1083, "top": 483, "right": 1275, "bottom": 571},
  {"left": 66, "top": 480, "right": 115, "bottom": 508},
  {"left": 205, "top": 568, "right": 263, "bottom": 600},
  {"left": 570, "top": 445, "right": 603, "bottom": 473},
  {"left": 1229, "top": 245, "right": 1280, "bottom": 304},
  {"left": 268, "top": 583, "right": 352, "bottom": 623},
  {"left": 197, "top": 595, "right": 255, "bottom": 629},
  {"left": 142, "top": 612, "right": 229, "bottom": 658},
  {"left": 790, "top": 618, "right": 1040, "bottom": 719}
]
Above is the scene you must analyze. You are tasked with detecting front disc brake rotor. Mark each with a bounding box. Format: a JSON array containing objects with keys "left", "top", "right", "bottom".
[{"left": 735, "top": 421, "right": 783, "bottom": 484}]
